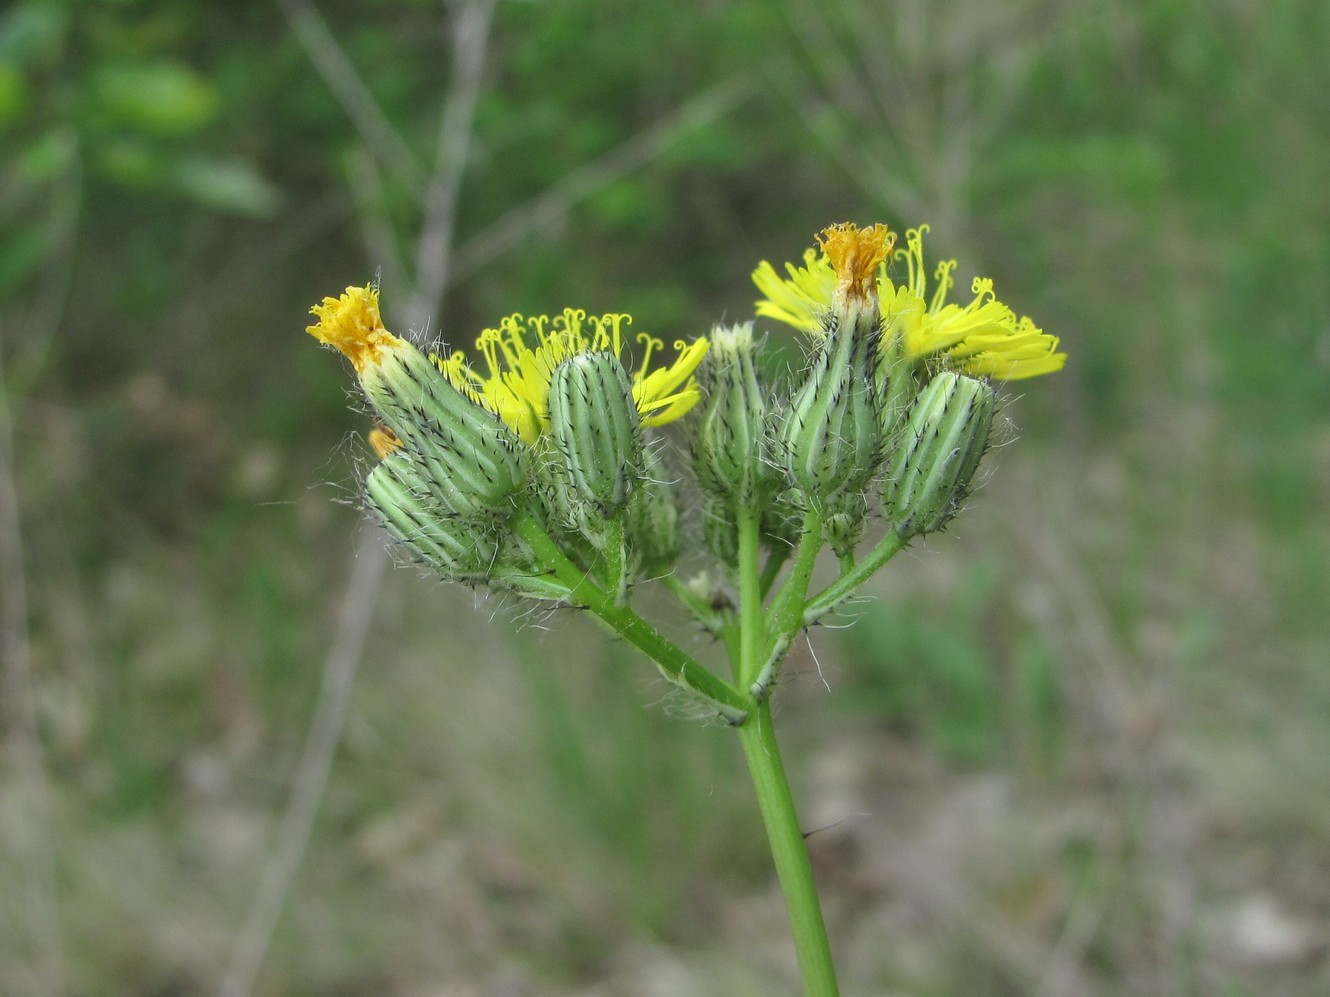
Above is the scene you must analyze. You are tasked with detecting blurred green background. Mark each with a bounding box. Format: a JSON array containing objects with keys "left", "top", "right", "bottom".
[{"left": 2, "top": 0, "right": 1328, "bottom": 994}]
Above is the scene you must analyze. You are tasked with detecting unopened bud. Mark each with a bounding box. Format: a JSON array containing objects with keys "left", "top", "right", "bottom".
[
  {"left": 547, "top": 352, "right": 644, "bottom": 516},
  {"left": 882, "top": 372, "right": 995, "bottom": 538},
  {"left": 778, "top": 313, "right": 882, "bottom": 507},
  {"left": 364, "top": 454, "right": 499, "bottom": 579},
  {"left": 308, "top": 286, "right": 526, "bottom": 519},
  {"left": 691, "top": 323, "right": 777, "bottom": 505},
  {"left": 822, "top": 489, "right": 868, "bottom": 559},
  {"left": 363, "top": 346, "right": 528, "bottom": 519},
  {"left": 625, "top": 444, "right": 681, "bottom": 578}
]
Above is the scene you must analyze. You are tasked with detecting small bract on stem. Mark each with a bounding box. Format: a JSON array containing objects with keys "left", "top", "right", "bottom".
[{"left": 305, "top": 220, "right": 1064, "bottom": 995}]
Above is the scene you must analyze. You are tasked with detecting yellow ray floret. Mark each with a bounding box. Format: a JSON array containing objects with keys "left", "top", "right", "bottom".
[
  {"left": 306, "top": 284, "right": 406, "bottom": 372},
  {"left": 436, "top": 308, "right": 709, "bottom": 445},
  {"left": 753, "top": 224, "right": 1066, "bottom": 380}
]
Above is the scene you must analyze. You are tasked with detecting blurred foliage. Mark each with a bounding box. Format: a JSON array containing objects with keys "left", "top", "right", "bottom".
[{"left": 2, "top": 0, "right": 1329, "bottom": 993}]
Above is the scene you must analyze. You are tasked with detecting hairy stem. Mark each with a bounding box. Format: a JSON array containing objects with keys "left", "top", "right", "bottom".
[
  {"left": 512, "top": 511, "right": 749, "bottom": 723},
  {"left": 803, "top": 529, "right": 908, "bottom": 625}
]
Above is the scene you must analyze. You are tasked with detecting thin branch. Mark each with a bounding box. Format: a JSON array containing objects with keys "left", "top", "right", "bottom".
[
  {"left": 0, "top": 135, "right": 82, "bottom": 997},
  {"left": 0, "top": 424, "right": 65, "bottom": 997},
  {"left": 408, "top": 0, "right": 497, "bottom": 332},
  {"left": 276, "top": 0, "right": 427, "bottom": 196},
  {"left": 220, "top": 4, "right": 496, "bottom": 993},
  {"left": 447, "top": 75, "right": 756, "bottom": 288},
  {"left": 216, "top": 531, "right": 388, "bottom": 997}
]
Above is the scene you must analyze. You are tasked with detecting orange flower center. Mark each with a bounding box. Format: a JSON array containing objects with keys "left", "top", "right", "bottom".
[{"left": 817, "top": 222, "right": 895, "bottom": 301}]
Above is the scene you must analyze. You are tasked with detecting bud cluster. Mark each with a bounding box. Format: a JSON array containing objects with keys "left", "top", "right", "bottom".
[
  {"left": 308, "top": 219, "right": 1055, "bottom": 659},
  {"left": 685, "top": 222, "right": 996, "bottom": 573},
  {"left": 308, "top": 289, "right": 691, "bottom": 602}
]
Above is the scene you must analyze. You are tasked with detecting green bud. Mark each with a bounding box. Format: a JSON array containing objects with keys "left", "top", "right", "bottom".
[
  {"left": 625, "top": 443, "right": 681, "bottom": 578},
  {"left": 882, "top": 372, "right": 996, "bottom": 538},
  {"left": 691, "top": 323, "right": 778, "bottom": 506},
  {"left": 361, "top": 345, "right": 526, "bottom": 519},
  {"left": 547, "top": 351, "right": 644, "bottom": 516},
  {"left": 876, "top": 347, "right": 919, "bottom": 447},
  {"left": 778, "top": 299, "right": 882, "bottom": 508},
  {"left": 822, "top": 489, "right": 868, "bottom": 559},
  {"left": 364, "top": 454, "right": 499, "bottom": 580}
]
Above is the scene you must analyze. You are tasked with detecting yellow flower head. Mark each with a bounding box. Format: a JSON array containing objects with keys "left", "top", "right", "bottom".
[
  {"left": 753, "top": 224, "right": 1066, "bottom": 380},
  {"left": 306, "top": 285, "right": 406, "bottom": 372},
  {"left": 436, "top": 308, "right": 710, "bottom": 445}
]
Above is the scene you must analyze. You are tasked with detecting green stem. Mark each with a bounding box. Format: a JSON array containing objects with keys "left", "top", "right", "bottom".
[
  {"left": 802, "top": 529, "right": 909, "bottom": 626},
  {"left": 737, "top": 701, "right": 839, "bottom": 996},
  {"left": 603, "top": 515, "right": 626, "bottom": 606},
  {"left": 732, "top": 505, "right": 839, "bottom": 994},
  {"left": 764, "top": 507, "right": 824, "bottom": 635},
  {"left": 511, "top": 511, "right": 749, "bottom": 723},
  {"left": 736, "top": 507, "right": 765, "bottom": 689}
]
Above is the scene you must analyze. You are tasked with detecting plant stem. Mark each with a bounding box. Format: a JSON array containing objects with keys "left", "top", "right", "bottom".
[
  {"left": 511, "top": 511, "right": 749, "bottom": 723},
  {"left": 802, "top": 529, "right": 908, "bottom": 625},
  {"left": 736, "top": 507, "right": 764, "bottom": 689},
  {"left": 764, "top": 507, "right": 824, "bottom": 635},
  {"left": 737, "top": 701, "right": 839, "bottom": 996},
  {"left": 734, "top": 504, "right": 839, "bottom": 994},
  {"left": 603, "top": 514, "right": 626, "bottom": 606}
]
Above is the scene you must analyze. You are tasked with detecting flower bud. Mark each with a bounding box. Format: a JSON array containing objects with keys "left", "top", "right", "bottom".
[
  {"left": 776, "top": 224, "right": 889, "bottom": 509},
  {"left": 822, "top": 489, "right": 868, "bottom": 559},
  {"left": 625, "top": 444, "right": 681, "bottom": 578},
  {"left": 882, "top": 372, "right": 995, "bottom": 538},
  {"left": 307, "top": 287, "right": 526, "bottom": 519},
  {"left": 777, "top": 315, "right": 882, "bottom": 508},
  {"left": 363, "top": 347, "right": 528, "bottom": 519},
  {"left": 547, "top": 351, "right": 644, "bottom": 516},
  {"left": 690, "top": 322, "right": 777, "bottom": 506},
  {"left": 364, "top": 454, "right": 499, "bottom": 580}
]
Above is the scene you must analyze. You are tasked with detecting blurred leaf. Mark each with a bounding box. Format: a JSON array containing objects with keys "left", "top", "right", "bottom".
[
  {"left": 0, "top": 60, "right": 26, "bottom": 126},
  {"left": 1, "top": 131, "right": 75, "bottom": 228},
  {"left": 94, "top": 135, "right": 161, "bottom": 186},
  {"left": 167, "top": 155, "right": 281, "bottom": 216},
  {"left": 91, "top": 60, "right": 217, "bottom": 134}
]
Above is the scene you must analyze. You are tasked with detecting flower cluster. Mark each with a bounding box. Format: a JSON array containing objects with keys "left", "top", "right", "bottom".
[
  {"left": 307, "top": 285, "right": 707, "bottom": 600},
  {"left": 306, "top": 221, "right": 1064, "bottom": 701}
]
